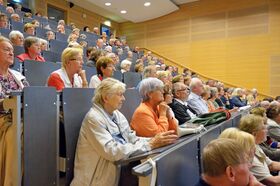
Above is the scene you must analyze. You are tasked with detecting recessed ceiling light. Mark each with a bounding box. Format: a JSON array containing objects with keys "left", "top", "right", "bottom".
[
  {"left": 105, "top": 2, "right": 111, "bottom": 6},
  {"left": 144, "top": 2, "right": 151, "bottom": 7},
  {"left": 120, "top": 10, "right": 127, "bottom": 14}
]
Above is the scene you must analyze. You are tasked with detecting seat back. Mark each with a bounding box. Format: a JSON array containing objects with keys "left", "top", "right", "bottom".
[
  {"left": 42, "top": 50, "right": 61, "bottom": 63},
  {"left": 23, "top": 60, "right": 60, "bottom": 86},
  {"left": 49, "top": 39, "right": 68, "bottom": 54},
  {"left": 62, "top": 88, "right": 94, "bottom": 185},
  {"left": 23, "top": 87, "right": 58, "bottom": 186},
  {"left": 123, "top": 72, "right": 142, "bottom": 88},
  {"left": 119, "top": 88, "right": 141, "bottom": 123}
]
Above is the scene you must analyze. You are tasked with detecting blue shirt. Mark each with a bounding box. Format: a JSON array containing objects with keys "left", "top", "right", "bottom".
[{"left": 187, "top": 92, "right": 209, "bottom": 115}]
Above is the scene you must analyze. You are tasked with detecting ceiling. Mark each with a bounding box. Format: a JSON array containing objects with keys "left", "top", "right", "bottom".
[{"left": 68, "top": 0, "right": 199, "bottom": 23}]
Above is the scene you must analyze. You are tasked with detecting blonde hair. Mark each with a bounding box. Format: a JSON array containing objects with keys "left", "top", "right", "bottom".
[
  {"left": 238, "top": 114, "right": 264, "bottom": 135},
  {"left": 219, "top": 128, "right": 255, "bottom": 154},
  {"left": 202, "top": 138, "right": 246, "bottom": 176},
  {"left": 0, "top": 36, "right": 12, "bottom": 45},
  {"left": 24, "top": 23, "right": 34, "bottom": 32},
  {"left": 61, "top": 47, "right": 83, "bottom": 69},
  {"left": 93, "top": 78, "right": 126, "bottom": 106}
]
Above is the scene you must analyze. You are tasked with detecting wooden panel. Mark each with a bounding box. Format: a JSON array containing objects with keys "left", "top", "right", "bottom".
[
  {"left": 119, "top": 0, "right": 280, "bottom": 95},
  {"left": 270, "top": 56, "right": 280, "bottom": 96},
  {"left": 34, "top": 0, "right": 120, "bottom": 35}
]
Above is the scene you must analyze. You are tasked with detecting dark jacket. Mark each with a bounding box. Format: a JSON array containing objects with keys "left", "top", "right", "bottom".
[
  {"left": 230, "top": 96, "right": 247, "bottom": 107},
  {"left": 169, "top": 99, "right": 197, "bottom": 125}
]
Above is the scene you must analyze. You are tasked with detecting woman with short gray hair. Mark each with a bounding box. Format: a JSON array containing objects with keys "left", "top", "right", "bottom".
[
  {"left": 16, "top": 36, "right": 45, "bottom": 62},
  {"left": 131, "top": 77, "right": 178, "bottom": 137},
  {"left": 71, "top": 78, "right": 177, "bottom": 186},
  {"left": 8, "top": 30, "right": 24, "bottom": 46}
]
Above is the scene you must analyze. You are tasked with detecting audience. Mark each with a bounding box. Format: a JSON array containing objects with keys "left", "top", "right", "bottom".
[
  {"left": 0, "top": 36, "right": 29, "bottom": 186},
  {"left": 131, "top": 77, "right": 177, "bottom": 137},
  {"left": 10, "top": 13, "right": 20, "bottom": 22},
  {"left": 17, "top": 36, "right": 45, "bottom": 62},
  {"left": 169, "top": 82, "right": 197, "bottom": 125},
  {"left": 187, "top": 78, "right": 209, "bottom": 115},
  {"left": 0, "top": 13, "right": 8, "bottom": 29},
  {"left": 196, "top": 138, "right": 260, "bottom": 186},
  {"left": 71, "top": 78, "right": 177, "bottom": 186},
  {"left": 231, "top": 88, "right": 247, "bottom": 107},
  {"left": 239, "top": 114, "right": 280, "bottom": 185},
  {"left": 8, "top": 30, "right": 24, "bottom": 46},
  {"left": 23, "top": 23, "right": 35, "bottom": 35},
  {"left": 266, "top": 105, "right": 280, "bottom": 142},
  {"left": 120, "top": 59, "right": 131, "bottom": 73},
  {"left": 89, "top": 56, "right": 115, "bottom": 88},
  {"left": 46, "top": 30, "right": 55, "bottom": 41},
  {"left": 47, "top": 47, "right": 87, "bottom": 91}
]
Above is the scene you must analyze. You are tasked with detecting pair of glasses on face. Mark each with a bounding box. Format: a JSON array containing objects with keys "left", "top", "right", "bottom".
[{"left": 177, "top": 87, "right": 190, "bottom": 93}]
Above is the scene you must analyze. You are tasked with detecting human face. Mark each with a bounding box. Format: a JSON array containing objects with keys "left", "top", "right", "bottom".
[
  {"left": 28, "top": 42, "right": 41, "bottom": 56},
  {"left": 176, "top": 84, "right": 190, "bottom": 101},
  {"left": 101, "top": 63, "right": 115, "bottom": 78},
  {"left": 164, "top": 93, "right": 173, "bottom": 104},
  {"left": 68, "top": 54, "right": 84, "bottom": 74},
  {"left": 105, "top": 90, "right": 125, "bottom": 113},
  {"left": 13, "top": 35, "right": 24, "bottom": 46},
  {"left": 47, "top": 32, "right": 55, "bottom": 40},
  {"left": 0, "top": 41, "right": 14, "bottom": 67},
  {"left": 194, "top": 81, "right": 204, "bottom": 96},
  {"left": 149, "top": 87, "right": 164, "bottom": 105},
  {"left": 41, "top": 42, "right": 47, "bottom": 51},
  {"left": 26, "top": 27, "right": 35, "bottom": 35},
  {"left": 254, "top": 122, "right": 267, "bottom": 144},
  {"left": 11, "top": 14, "right": 20, "bottom": 22},
  {"left": 0, "top": 18, "right": 7, "bottom": 28}
]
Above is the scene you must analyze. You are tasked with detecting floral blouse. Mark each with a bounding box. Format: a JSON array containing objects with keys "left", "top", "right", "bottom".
[{"left": 0, "top": 71, "right": 29, "bottom": 99}]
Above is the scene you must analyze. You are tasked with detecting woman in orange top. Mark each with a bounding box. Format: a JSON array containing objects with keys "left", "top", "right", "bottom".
[{"left": 131, "top": 77, "right": 177, "bottom": 137}]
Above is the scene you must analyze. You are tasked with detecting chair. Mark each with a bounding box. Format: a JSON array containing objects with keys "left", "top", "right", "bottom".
[
  {"left": 112, "top": 70, "right": 123, "bottom": 81},
  {"left": 42, "top": 50, "right": 61, "bottom": 63},
  {"left": 23, "top": 87, "right": 58, "bottom": 185},
  {"left": 23, "top": 60, "right": 61, "bottom": 86},
  {"left": 0, "top": 28, "right": 11, "bottom": 38},
  {"left": 14, "top": 45, "right": 25, "bottom": 56},
  {"left": 61, "top": 88, "right": 95, "bottom": 185},
  {"left": 119, "top": 88, "right": 141, "bottom": 123},
  {"left": 11, "top": 20, "right": 24, "bottom": 32},
  {"left": 49, "top": 39, "right": 68, "bottom": 54},
  {"left": 10, "top": 58, "right": 22, "bottom": 73},
  {"left": 83, "top": 65, "right": 97, "bottom": 83},
  {"left": 55, "top": 32, "right": 68, "bottom": 42},
  {"left": 35, "top": 27, "right": 48, "bottom": 39},
  {"left": 123, "top": 72, "right": 142, "bottom": 88}
]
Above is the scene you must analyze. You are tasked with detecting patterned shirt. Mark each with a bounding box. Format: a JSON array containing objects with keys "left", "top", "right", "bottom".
[{"left": 0, "top": 71, "right": 29, "bottom": 99}]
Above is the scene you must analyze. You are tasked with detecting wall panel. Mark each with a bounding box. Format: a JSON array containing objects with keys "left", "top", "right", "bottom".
[{"left": 120, "top": 0, "right": 280, "bottom": 96}]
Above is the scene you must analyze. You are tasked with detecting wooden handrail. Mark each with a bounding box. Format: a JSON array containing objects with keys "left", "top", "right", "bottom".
[{"left": 140, "top": 47, "right": 274, "bottom": 99}]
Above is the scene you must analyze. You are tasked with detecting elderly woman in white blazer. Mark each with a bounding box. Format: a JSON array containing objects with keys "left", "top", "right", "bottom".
[{"left": 71, "top": 78, "right": 177, "bottom": 186}]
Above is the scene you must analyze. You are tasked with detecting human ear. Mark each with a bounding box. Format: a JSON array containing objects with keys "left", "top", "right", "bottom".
[{"left": 225, "top": 166, "right": 236, "bottom": 182}]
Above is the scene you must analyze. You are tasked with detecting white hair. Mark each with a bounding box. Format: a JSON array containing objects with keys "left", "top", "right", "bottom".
[
  {"left": 189, "top": 77, "right": 202, "bottom": 91},
  {"left": 9, "top": 30, "right": 23, "bottom": 40},
  {"left": 104, "top": 46, "right": 112, "bottom": 53},
  {"left": 139, "top": 77, "right": 164, "bottom": 102},
  {"left": 106, "top": 52, "right": 116, "bottom": 58},
  {"left": 120, "top": 59, "right": 132, "bottom": 69}
]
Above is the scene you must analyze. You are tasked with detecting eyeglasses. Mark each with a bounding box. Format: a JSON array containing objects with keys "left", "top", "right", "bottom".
[{"left": 177, "top": 87, "right": 190, "bottom": 92}]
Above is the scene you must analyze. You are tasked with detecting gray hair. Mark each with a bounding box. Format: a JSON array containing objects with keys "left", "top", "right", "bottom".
[
  {"left": 9, "top": 30, "right": 23, "bottom": 40},
  {"left": 24, "top": 36, "right": 40, "bottom": 53},
  {"left": 143, "top": 65, "right": 156, "bottom": 78},
  {"left": 189, "top": 77, "right": 202, "bottom": 91},
  {"left": 120, "top": 59, "right": 132, "bottom": 69},
  {"left": 139, "top": 77, "right": 164, "bottom": 102},
  {"left": 93, "top": 78, "right": 126, "bottom": 106}
]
